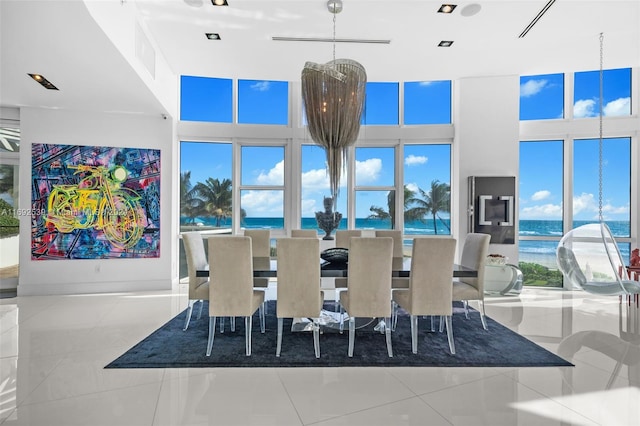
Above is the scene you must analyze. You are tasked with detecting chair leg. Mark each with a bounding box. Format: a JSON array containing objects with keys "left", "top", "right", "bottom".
[
  {"left": 463, "top": 300, "right": 469, "bottom": 319},
  {"left": 410, "top": 315, "right": 419, "bottom": 354},
  {"left": 478, "top": 300, "right": 488, "bottom": 330},
  {"left": 220, "top": 317, "right": 225, "bottom": 333},
  {"left": 313, "top": 319, "right": 320, "bottom": 359},
  {"left": 339, "top": 304, "right": 345, "bottom": 334},
  {"left": 245, "top": 316, "right": 252, "bottom": 356},
  {"left": 391, "top": 301, "right": 398, "bottom": 331},
  {"left": 444, "top": 315, "right": 456, "bottom": 354},
  {"left": 197, "top": 299, "right": 204, "bottom": 319},
  {"left": 206, "top": 316, "right": 216, "bottom": 356},
  {"left": 439, "top": 315, "right": 444, "bottom": 333},
  {"left": 430, "top": 315, "right": 435, "bottom": 332},
  {"left": 259, "top": 303, "right": 266, "bottom": 333},
  {"left": 230, "top": 317, "right": 236, "bottom": 332},
  {"left": 276, "top": 317, "right": 283, "bottom": 357},
  {"left": 348, "top": 317, "right": 356, "bottom": 357},
  {"left": 385, "top": 316, "right": 393, "bottom": 357},
  {"left": 183, "top": 300, "right": 195, "bottom": 331}
]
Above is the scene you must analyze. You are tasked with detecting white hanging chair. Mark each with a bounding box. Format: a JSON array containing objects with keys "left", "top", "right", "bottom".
[{"left": 556, "top": 223, "right": 640, "bottom": 295}]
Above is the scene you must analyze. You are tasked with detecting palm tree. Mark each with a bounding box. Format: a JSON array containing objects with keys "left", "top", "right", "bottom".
[
  {"left": 192, "top": 177, "right": 233, "bottom": 227},
  {"left": 367, "top": 185, "right": 421, "bottom": 228},
  {"left": 405, "top": 180, "right": 451, "bottom": 234},
  {"left": 179, "top": 171, "right": 203, "bottom": 224}
]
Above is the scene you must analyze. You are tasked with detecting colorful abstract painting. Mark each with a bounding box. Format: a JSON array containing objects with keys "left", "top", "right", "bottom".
[{"left": 31, "top": 143, "right": 160, "bottom": 259}]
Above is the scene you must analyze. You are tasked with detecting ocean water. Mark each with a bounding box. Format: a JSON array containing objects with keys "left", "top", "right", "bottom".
[{"left": 181, "top": 217, "right": 632, "bottom": 265}]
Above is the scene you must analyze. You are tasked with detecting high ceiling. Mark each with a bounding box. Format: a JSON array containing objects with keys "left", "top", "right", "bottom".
[{"left": 1, "top": 0, "right": 639, "bottom": 117}]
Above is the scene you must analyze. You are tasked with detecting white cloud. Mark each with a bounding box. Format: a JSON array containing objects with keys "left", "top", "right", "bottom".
[
  {"left": 256, "top": 160, "right": 284, "bottom": 185},
  {"left": 250, "top": 81, "right": 271, "bottom": 92},
  {"left": 405, "top": 154, "right": 427, "bottom": 166},
  {"left": 573, "top": 99, "right": 596, "bottom": 118},
  {"left": 240, "top": 190, "right": 283, "bottom": 216},
  {"left": 418, "top": 81, "right": 434, "bottom": 87},
  {"left": 301, "top": 167, "right": 330, "bottom": 191},
  {"left": 520, "top": 79, "right": 548, "bottom": 97},
  {"left": 531, "top": 190, "right": 551, "bottom": 201},
  {"left": 520, "top": 203, "right": 562, "bottom": 219},
  {"left": 604, "top": 97, "right": 630, "bottom": 116},
  {"left": 573, "top": 192, "right": 596, "bottom": 215},
  {"left": 574, "top": 97, "right": 631, "bottom": 118},
  {"left": 355, "top": 158, "right": 382, "bottom": 184},
  {"left": 301, "top": 198, "right": 317, "bottom": 216},
  {"left": 405, "top": 182, "right": 419, "bottom": 193}
]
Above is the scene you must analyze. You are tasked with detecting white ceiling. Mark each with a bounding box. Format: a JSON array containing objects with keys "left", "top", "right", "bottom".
[{"left": 1, "top": 0, "right": 639, "bottom": 116}]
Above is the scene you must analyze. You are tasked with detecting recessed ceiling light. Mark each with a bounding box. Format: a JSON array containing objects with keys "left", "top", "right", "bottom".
[
  {"left": 438, "top": 40, "right": 454, "bottom": 47},
  {"left": 205, "top": 33, "right": 221, "bottom": 40},
  {"left": 28, "top": 73, "right": 59, "bottom": 90},
  {"left": 211, "top": 0, "right": 228, "bottom": 5},
  {"left": 438, "top": 4, "right": 457, "bottom": 13}
]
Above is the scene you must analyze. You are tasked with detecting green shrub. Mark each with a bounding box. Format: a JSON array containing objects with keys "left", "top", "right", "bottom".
[
  {"left": 518, "top": 261, "right": 563, "bottom": 287},
  {"left": 0, "top": 198, "right": 19, "bottom": 238}
]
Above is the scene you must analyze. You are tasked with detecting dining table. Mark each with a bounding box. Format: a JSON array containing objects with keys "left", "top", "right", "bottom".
[{"left": 196, "top": 257, "right": 478, "bottom": 278}]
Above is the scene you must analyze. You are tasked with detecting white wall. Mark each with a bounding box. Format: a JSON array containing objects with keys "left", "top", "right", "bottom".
[
  {"left": 17, "top": 108, "right": 174, "bottom": 295},
  {"left": 453, "top": 75, "right": 521, "bottom": 262}
]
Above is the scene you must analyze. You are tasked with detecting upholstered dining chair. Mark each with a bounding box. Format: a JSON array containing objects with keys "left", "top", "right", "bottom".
[
  {"left": 335, "top": 230, "right": 362, "bottom": 249},
  {"left": 333, "top": 230, "right": 362, "bottom": 311},
  {"left": 375, "top": 230, "right": 408, "bottom": 290},
  {"left": 291, "top": 229, "right": 318, "bottom": 238},
  {"left": 207, "top": 236, "right": 265, "bottom": 356},
  {"left": 276, "top": 237, "right": 323, "bottom": 358},
  {"left": 243, "top": 229, "right": 271, "bottom": 312},
  {"left": 339, "top": 237, "right": 394, "bottom": 357},
  {"left": 392, "top": 238, "right": 457, "bottom": 354},
  {"left": 182, "top": 232, "right": 209, "bottom": 331},
  {"left": 452, "top": 233, "right": 491, "bottom": 330}
]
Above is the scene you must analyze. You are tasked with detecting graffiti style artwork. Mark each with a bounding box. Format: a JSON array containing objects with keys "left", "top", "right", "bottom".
[{"left": 31, "top": 143, "right": 160, "bottom": 259}]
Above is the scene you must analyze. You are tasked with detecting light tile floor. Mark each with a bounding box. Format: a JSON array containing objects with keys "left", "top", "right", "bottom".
[{"left": 1, "top": 286, "right": 639, "bottom": 426}]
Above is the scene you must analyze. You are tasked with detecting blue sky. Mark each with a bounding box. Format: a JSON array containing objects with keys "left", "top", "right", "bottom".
[{"left": 181, "top": 69, "right": 631, "bottom": 222}]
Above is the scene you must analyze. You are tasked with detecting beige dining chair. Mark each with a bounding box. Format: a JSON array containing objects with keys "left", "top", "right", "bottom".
[
  {"left": 453, "top": 233, "right": 491, "bottom": 330},
  {"left": 375, "top": 230, "right": 408, "bottom": 290},
  {"left": 291, "top": 229, "right": 318, "bottom": 238},
  {"left": 207, "top": 236, "right": 265, "bottom": 356},
  {"left": 335, "top": 230, "right": 362, "bottom": 249},
  {"left": 392, "top": 238, "right": 457, "bottom": 354},
  {"left": 276, "top": 237, "right": 323, "bottom": 358},
  {"left": 244, "top": 229, "right": 271, "bottom": 311},
  {"left": 333, "top": 230, "right": 362, "bottom": 311},
  {"left": 182, "top": 232, "right": 210, "bottom": 331},
  {"left": 339, "top": 237, "right": 394, "bottom": 357}
]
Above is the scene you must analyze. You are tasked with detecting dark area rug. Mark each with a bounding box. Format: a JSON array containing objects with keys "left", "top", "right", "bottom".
[{"left": 105, "top": 301, "right": 573, "bottom": 368}]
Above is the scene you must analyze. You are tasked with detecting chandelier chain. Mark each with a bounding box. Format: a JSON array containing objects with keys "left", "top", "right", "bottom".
[
  {"left": 332, "top": 13, "right": 336, "bottom": 62},
  {"left": 598, "top": 32, "right": 604, "bottom": 222}
]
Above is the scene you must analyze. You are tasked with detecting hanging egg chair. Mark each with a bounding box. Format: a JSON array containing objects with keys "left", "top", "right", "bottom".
[
  {"left": 557, "top": 223, "right": 640, "bottom": 295},
  {"left": 555, "top": 33, "right": 640, "bottom": 297}
]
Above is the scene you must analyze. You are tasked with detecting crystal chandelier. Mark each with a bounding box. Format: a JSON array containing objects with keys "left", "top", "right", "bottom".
[{"left": 301, "top": 0, "right": 367, "bottom": 206}]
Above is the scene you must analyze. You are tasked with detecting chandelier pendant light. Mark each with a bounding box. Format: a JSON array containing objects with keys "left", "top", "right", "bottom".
[{"left": 301, "top": 0, "right": 367, "bottom": 206}]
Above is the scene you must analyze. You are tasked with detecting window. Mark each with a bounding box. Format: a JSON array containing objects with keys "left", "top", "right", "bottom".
[
  {"left": 573, "top": 68, "right": 631, "bottom": 118},
  {"left": 240, "top": 146, "right": 285, "bottom": 229},
  {"left": 238, "top": 79, "right": 289, "bottom": 125},
  {"left": 404, "top": 80, "right": 452, "bottom": 125},
  {"left": 355, "top": 147, "right": 395, "bottom": 229},
  {"left": 180, "top": 76, "right": 232, "bottom": 122},
  {"left": 518, "top": 140, "right": 564, "bottom": 287},
  {"left": 403, "top": 144, "right": 452, "bottom": 235},
  {"left": 300, "top": 144, "right": 347, "bottom": 231},
  {"left": 573, "top": 137, "right": 631, "bottom": 239},
  {"left": 363, "top": 82, "right": 399, "bottom": 125},
  {"left": 178, "top": 141, "right": 232, "bottom": 279},
  {"left": 519, "top": 73, "right": 564, "bottom": 120}
]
